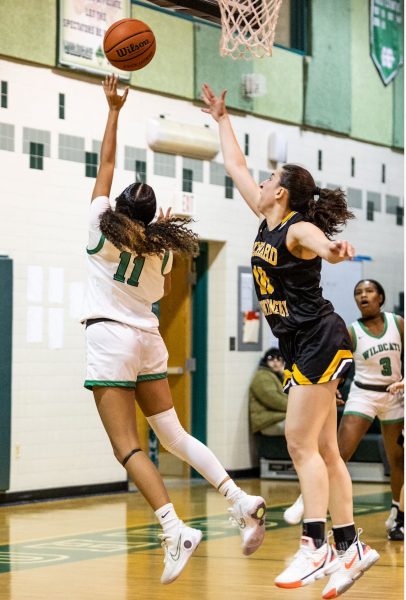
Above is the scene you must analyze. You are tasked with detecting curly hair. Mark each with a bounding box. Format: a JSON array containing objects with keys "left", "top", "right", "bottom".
[
  {"left": 99, "top": 209, "right": 199, "bottom": 256},
  {"left": 99, "top": 182, "right": 198, "bottom": 256},
  {"left": 279, "top": 164, "right": 355, "bottom": 239}
]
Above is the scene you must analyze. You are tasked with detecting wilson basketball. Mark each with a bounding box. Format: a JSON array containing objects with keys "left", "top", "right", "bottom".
[{"left": 103, "top": 19, "right": 156, "bottom": 71}]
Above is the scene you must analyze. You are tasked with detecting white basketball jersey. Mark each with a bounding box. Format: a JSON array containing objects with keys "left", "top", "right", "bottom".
[
  {"left": 81, "top": 196, "right": 173, "bottom": 330},
  {"left": 350, "top": 312, "right": 402, "bottom": 386}
]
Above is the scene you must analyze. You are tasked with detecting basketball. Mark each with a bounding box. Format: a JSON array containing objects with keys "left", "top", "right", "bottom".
[{"left": 103, "top": 18, "right": 156, "bottom": 71}]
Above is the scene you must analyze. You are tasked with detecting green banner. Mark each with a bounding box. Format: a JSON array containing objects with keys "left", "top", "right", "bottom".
[{"left": 370, "top": 0, "right": 404, "bottom": 85}]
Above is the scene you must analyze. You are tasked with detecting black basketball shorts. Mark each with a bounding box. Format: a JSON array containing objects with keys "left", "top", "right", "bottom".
[{"left": 279, "top": 312, "right": 353, "bottom": 392}]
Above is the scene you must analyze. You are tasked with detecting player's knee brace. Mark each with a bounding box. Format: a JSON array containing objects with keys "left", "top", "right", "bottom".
[{"left": 146, "top": 408, "right": 187, "bottom": 453}]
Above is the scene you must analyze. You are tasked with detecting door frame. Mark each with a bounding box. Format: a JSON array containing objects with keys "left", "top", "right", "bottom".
[
  {"left": 191, "top": 242, "right": 208, "bottom": 461},
  {"left": 0, "top": 256, "right": 12, "bottom": 491}
]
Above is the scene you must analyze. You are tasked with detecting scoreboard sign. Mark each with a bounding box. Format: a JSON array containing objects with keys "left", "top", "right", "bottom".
[{"left": 59, "top": 0, "right": 131, "bottom": 79}]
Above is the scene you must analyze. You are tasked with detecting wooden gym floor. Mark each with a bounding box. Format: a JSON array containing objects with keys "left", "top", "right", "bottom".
[{"left": 0, "top": 480, "right": 402, "bottom": 600}]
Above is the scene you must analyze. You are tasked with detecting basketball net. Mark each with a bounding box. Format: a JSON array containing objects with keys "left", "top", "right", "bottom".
[{"left": 218, "top": 0, "right": 282, "bottom": 60}]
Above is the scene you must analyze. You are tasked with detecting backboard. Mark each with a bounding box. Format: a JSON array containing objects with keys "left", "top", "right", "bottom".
[
  {"left": 145, "top": 0, "right": 283, "bottom": 59},
  {"left": 145, "top": 0, "right": 221, "bottom": 24}
]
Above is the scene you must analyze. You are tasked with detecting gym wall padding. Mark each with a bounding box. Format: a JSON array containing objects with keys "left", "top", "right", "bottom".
[
  {"left": 350, "top": 0, "right": 393, "bottom": 146},
  {"left": 393, "top": 68, "right": 404, "bottom": 149},
  {"left": 253, "top": 47, "right": 303, "bottom": 125},
  {"left": 194, "top": 22, "right": 254, "bottom": 113},
  {"left": 0, "top": 0, "right": 56, "bottom": 66},
  {"left": 130, "top": 4, "right": 195, "bottom": 99},
  {"left": 304, "top": 0, "right": 352, "bottom": 135}
]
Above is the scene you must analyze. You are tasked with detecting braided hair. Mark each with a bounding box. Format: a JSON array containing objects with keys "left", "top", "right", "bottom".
[{"left": 99, "top": 182, "right": 199, "bottom": 256}]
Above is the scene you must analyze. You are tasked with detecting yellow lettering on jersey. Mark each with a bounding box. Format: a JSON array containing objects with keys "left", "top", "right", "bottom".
[
  {"left": 253, "top": 265, "right": 274, "bottom": 296},
  {"left": 252, "top": 242, "right": 278, "bottom": 266},
  {"left": 259, "top": 299, "right": 289, "bottom": 317}
]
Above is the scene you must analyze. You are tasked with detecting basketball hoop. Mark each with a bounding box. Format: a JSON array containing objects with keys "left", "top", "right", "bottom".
[{"left": 218, "top": 0, "right": 282, "bottom": 60}]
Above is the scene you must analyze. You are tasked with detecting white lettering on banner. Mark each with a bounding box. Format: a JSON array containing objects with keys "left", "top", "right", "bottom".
[
  {"left": 370, "top": 0, "right": 403, "bottom": 85},
  {"left": 375, "top": 0, "right": 401, "bottom": 12},
  {"left": 381, "top": 46, "right": 396, "bottom": 67}
]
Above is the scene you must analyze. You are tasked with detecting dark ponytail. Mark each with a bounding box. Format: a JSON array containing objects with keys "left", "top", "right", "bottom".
[{"left": 279, "top": 164, "right": 354, "bottom": 239}]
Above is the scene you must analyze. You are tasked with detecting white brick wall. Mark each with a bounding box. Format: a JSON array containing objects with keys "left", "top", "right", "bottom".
[{"left": 0, "top": 59, "right": 403, "bottom": 488}]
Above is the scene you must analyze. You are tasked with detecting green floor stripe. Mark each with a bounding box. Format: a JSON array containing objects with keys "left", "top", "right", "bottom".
[{"left": 0, "top": 492, "right": 392, "bottom": 574}]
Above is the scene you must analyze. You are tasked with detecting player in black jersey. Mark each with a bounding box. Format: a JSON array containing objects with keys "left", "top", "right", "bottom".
[{"left": 201, "top": 84, "right": 380, "bottom": 598}]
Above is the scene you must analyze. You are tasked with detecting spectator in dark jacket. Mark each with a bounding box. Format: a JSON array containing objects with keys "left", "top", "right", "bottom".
[{"left": 249, "top": 348, "right": 287, "bottom": 436}]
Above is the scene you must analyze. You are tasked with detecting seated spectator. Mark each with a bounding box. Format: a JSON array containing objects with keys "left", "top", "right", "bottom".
[{"left": 249, "top": 348, "right": 287, "bottom": 436}]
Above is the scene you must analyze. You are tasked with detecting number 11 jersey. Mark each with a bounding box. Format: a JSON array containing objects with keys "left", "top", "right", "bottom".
[{"left": 81, "top": 196, "right": 172, "bottom": 330}]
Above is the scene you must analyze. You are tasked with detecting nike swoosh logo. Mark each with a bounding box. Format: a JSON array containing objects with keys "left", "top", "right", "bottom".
[
  {"left": 161, "top": 511, "right": 170, "bottom": 519},
  {"left": 313, "top": 554, "right": 327, "bottom": 568},
  {"left": 169, "top": 535, "right": 182, "bottom": 561},
  {"left": 345, "top": 555, "right": 357, "bottom": 569}
]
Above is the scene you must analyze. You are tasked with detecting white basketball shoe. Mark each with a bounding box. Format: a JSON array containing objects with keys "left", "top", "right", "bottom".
[
  {"left": 275, "top": 535, "right": 339, "bottom": 589},
  {"left": 283, "top": 494, "right": 304, "bottom": 525},
  {"left": 385, "top": 504, "right": 399, "bottom": 531},
  {"left": 321, "top": 529, "right": 380, "bottom": 599},
  {"left": 159, "top": 522, "right": 202, "bottom": 584},
  {"left": 228, "top": 494, "right": 267, "bottom": 555}
]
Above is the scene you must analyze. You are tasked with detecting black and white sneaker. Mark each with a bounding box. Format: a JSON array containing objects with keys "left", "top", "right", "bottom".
[{"left": 388, "top": 522, "right": 404, "bottom": 541}]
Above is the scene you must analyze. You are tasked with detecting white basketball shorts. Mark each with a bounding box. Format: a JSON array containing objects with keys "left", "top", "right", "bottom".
[
  {"left": 344, "top": 382, "right": 404, "bottom": 424},
  {"left": 84, "top": 320, "right": 168, "bottom": 390}
]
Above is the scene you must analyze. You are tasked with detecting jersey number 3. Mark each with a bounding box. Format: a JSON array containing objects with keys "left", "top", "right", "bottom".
[
  {"left": 379, "top": 357, "right": 392, "bottom": 377},
  {"left": 113, "top": 252, "right": 145, "bottom": 287}
]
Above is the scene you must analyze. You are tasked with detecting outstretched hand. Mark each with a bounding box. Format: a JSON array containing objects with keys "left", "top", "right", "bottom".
[
  {"left": 103, "top": 74, "right": 129, "bottom": 111},
  {"left": 328, "top": 240, "right": 355, "bottom": 261},
  {"left": 157, "top": 207, "right": 172, "bottom": 221},
  {"left": 201, "top": 83, "right": 228, "bottom": 122}
]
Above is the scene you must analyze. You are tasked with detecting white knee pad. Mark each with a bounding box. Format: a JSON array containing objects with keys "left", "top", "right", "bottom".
[
  {"left": 147, "top": 407, "right": 187, "bottom": 452},
  {"left": 147, "top": 407, "right": 227, "bottom": 487}
]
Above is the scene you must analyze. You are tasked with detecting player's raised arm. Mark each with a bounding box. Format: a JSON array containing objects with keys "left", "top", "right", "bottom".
[
  {"left": 91, "top": 74, "right": 129, "bottom": 202},
  {"left": 201, "top": 83, "right": 261, "bottom": 217}
]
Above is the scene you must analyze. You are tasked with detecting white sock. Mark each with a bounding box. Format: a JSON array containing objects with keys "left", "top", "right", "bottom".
[
  {"left": 392, "top": 500, "right": 400, "bottom": 507},
  {"left": 218, "top": 479, "right": 246, "bottom": 505},
  {"left": 155, "top": 502, "right": 182, "bottom": 536}
]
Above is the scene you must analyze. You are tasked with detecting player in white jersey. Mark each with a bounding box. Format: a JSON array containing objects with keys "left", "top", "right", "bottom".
[
  {"left": 284, "top": 279, "right": 404, "bottom": 539},
  {"left": 82, "top": 75, "right": 266, "bottom": 585},
  {"left": 340, "top": 279, "right": 404, "bottom": 537}
]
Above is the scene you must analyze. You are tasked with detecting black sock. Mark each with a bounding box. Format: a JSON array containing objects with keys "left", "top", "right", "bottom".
[
  {"left": 303, "top": 521, "right": 325, "bottom": 549},
  {"left": 395, "top": 509, "right": 404, "bottom": 526},
  {"left": 333, "top": 524, "right": 357, "bottom": 552}
]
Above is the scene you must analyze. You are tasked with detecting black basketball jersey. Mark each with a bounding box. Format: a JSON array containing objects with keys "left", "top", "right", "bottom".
[{"left": 251, "top": 211, "right": 334, "bottom": 337}]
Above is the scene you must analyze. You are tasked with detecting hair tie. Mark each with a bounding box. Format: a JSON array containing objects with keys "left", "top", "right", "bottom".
[{"left": 314, "top": 186, "right": 321, "bottom": 197}]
